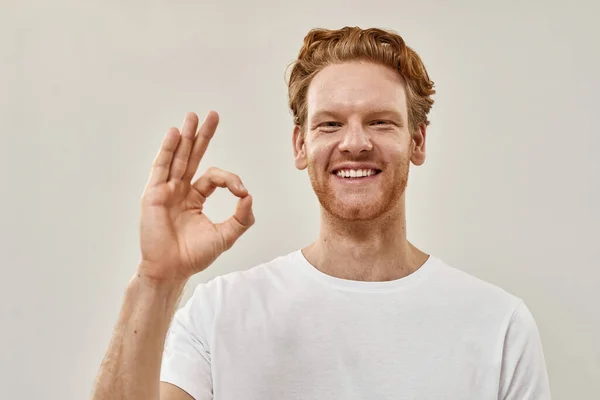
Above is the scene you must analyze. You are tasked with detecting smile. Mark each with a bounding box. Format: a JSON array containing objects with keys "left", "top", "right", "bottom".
[{"left": 333, "top": 169, "right": 382, "bottom": 179}]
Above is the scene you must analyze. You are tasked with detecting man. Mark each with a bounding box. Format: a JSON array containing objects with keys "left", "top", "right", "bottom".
[{"left": 92, "top": 27, "right": 551, "bottom": 399}]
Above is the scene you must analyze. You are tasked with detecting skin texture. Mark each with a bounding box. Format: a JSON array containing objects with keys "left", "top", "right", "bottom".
[{"left": 293, "top": 61, "right": 430, "bottom": 282}]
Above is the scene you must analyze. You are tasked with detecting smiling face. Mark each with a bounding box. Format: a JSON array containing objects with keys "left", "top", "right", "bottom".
[{"left": 293, "top": 61, "right": 427, "bottom": 221}]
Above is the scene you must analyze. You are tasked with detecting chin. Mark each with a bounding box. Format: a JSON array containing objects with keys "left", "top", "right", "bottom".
[
  {"left": 329, "top": 208, "right": 383, "bottom": 221},
  {"left": 320, "top": 194, "right": 396, "bottom": 222}
]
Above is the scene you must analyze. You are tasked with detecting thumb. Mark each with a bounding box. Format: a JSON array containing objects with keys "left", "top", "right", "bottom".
[{"left": 215, "top": 194, "right": 255, "bottom": 250}]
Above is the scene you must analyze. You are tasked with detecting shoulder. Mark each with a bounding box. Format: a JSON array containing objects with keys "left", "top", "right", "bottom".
[
  {"left": 173, "top": 252, "right": 297, "bottom": 332},
  {"left": 432, "top": 257, "right": 520, "bottom": 300},
  {"left": 208, "top": 251, "right": 298, "bottom": 290},
  {"left": 427, "top": 256, "right": 524, "bottom": 322},
  {"left": 186, "top": 251, "right": 299, "bottom": 307}
]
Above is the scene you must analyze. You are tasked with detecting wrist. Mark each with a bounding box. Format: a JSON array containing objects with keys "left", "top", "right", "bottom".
[
  {"left": 127, "top": 269, "right": 188, "bottom": 306},
  {"left": 134, "top": 260, "right": 190, "bottom": 289},
  {"left": 133, "top": 273, "right": 188, "bottom": 291}
]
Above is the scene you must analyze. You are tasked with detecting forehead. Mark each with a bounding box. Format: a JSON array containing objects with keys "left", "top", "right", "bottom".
[{"left": 307, "top": 61, "right": 407, "bottom": 117}]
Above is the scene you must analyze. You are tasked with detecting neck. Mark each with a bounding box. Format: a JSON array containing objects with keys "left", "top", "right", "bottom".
[{"left": 302, "top": 197, "right": 429, "bottom": 282}]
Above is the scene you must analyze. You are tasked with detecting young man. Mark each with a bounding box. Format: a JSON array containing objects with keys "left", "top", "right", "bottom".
[{"left": 92, "top": 27, "right": 551, "bottom": 399}]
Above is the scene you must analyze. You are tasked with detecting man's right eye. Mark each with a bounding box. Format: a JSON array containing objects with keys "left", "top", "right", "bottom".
[{"left": 320, "top": 122, "right": 342, "bottom": 128}]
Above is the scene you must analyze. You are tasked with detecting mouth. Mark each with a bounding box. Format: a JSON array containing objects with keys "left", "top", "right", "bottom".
[{"left": 331, "top": 168, "right": 382, "bottom": 180}]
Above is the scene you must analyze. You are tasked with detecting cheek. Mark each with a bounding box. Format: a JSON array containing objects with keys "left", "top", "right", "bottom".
[
  {"left": 306, "top": 141, "right": 334, "bottom": 166},
  {"left": 380, "top": 139, "right": 411, "bottom": 159}
]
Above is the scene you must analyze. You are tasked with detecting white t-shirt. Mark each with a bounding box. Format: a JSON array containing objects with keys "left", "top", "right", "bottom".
[{"left": 160, "top": 251, "right": 550, "bottom": 399}]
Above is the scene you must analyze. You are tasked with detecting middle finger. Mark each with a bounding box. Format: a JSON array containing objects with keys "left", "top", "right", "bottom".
[{"left": 168, "top": 112, "right": 198, "bottom": 181}]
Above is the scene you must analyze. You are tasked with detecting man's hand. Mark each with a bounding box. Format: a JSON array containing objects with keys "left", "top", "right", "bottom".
[{"left": 138, "top": 111, "right": 255, "bottom": 282}]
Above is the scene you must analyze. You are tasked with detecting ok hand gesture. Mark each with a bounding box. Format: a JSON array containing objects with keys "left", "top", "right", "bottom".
[{"left": 137, "top": 112, "right": 254, "bottom": 282}]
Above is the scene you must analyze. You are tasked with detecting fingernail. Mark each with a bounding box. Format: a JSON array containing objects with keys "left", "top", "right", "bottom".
[{"left": 238, "top": 184, "right": 247, "bottom": 192}]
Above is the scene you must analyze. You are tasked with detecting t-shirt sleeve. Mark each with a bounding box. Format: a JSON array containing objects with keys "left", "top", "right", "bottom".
[
  {"left": 160, "top": 284, "right": 213, "bottom": 400},
  {"left": 499, "top": 300, "right": 551, "bottom": 399}
]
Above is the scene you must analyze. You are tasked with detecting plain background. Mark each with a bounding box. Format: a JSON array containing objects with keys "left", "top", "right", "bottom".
[{"left": 1, "top": 0, "right": 599, "bottom": 398}]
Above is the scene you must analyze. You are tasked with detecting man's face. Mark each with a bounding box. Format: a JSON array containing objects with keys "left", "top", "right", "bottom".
[{"left": 293, "top": 61, "right": 426, "bottom": 221}]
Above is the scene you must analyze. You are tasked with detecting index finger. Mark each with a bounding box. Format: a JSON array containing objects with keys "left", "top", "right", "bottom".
[{"left": 182, "top": 111, "right": 219, "bottom": 182}]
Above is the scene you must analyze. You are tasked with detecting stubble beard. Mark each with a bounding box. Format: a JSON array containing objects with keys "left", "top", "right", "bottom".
[{"left": 307, "top": 158, "right": 410, "bottom": 222}]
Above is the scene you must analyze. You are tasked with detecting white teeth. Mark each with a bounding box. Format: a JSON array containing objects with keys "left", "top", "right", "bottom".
[{"left": 336, "top": 169, "right": 377, "bottom": 178}]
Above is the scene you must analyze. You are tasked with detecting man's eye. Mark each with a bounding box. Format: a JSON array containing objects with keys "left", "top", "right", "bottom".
[
  {"left": 372, "top": 120, "right": 390, "bottom": 126},
  {"left": 321, "top": 122, "right": 342, "bottom": 127}
]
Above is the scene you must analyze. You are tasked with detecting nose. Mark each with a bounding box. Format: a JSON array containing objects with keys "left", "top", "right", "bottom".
[{"left": 337, "top": 124, "right": 373, "bottom": 154}]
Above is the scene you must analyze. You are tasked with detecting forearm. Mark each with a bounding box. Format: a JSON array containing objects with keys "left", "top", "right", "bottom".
[{"left": 91, "top": 273, "right": 187, "bottom": 400}]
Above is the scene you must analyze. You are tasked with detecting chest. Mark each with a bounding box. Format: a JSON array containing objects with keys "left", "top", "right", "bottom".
[{"left": 209, "top": 300, "right": 502, "bottom": 400}]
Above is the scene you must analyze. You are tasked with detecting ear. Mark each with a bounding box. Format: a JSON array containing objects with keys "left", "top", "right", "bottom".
[
  {"left": 293, "top": 125, "right": 308, "bottom": 170},
  {"left": 411, "top": 122, "right": 427, "bottom": 166}
]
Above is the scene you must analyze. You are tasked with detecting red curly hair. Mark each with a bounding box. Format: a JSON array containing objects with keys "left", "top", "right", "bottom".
[{"left": 287, "top": 26, "right": 435, "bottom": 135}]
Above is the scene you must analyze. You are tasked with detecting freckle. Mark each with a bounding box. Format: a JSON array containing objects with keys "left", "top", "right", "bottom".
[{"left": 134, "top": 330, "right": 138, "bottom": 334}]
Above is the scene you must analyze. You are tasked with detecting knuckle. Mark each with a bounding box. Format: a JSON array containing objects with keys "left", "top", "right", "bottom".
[
  {"left": 206, "top": 166, "right": 221, "bottom": 174},
  {"left": 205, "top": 167, "right": 241, "bottom": 182}
]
